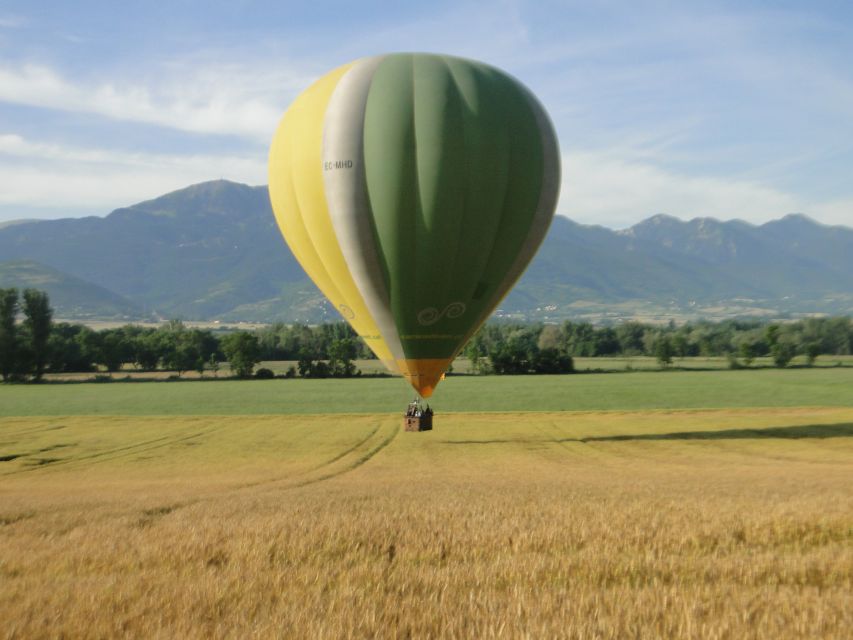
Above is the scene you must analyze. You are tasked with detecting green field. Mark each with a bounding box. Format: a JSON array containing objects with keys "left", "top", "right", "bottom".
[
  {"left": 5, "top": 367, "right": 853, "bottom": 416},
  {"left": 1, "top": 369, "right": 851, "bottom": 638}
]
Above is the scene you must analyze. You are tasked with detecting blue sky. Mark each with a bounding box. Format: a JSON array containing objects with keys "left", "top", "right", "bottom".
[{"left": 1, "top": 0, "right": 851, "bottom": 228}]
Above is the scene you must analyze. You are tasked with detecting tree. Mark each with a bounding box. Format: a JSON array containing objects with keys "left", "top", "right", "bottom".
[
  {"left": 693, "top": 323, "right": 735, "bottom": 357},
  {"left": 462, "top": 331, "right": 490, "bottom": 374},
  {"left": 328, "top": 337, "right": 359, "bottom": 377},
  {"left": 154, "top": 324, "right": 217, "bottom": 377},
  {"left": 531, "top": 348, "right": 573, "bottom": 374},
  {"left": 168, "top": 331, "right": 202, "bottom": 377},
  {"left": 48, "top": 323, "right": 95, "bottom": 373},
  {"left": 95, "top": 329, "right": 133, "bottom": 373},
  {"left": 537, "top": 324, "right": 562, "bottom": 351},
  {"left": 256, "top": 323, "right": 286, "bottom": 360},
  {"left": 765, "top": 324, "right": 781, "bottom": 350},
  {"left": 488, "top": 329, "right": 536, "bottom": 374},
  {"left": 282, "top": 323, "right": 317, "bottom": 360},
  {"left": 310, "top": 360, "right": 330, "bottom": 378},
  {"left": 771, "top": 340, "right": 796, "bottom": 368},
  {"left": 671, "top": 332, "right": 692, "bottom": 359},
  {"left": 133, "top": 330, "right": 162, "bottom": 370},
  {"left": 804, "top": 342, "right": 821, "bottom": 367},
  {"left": 297, "top": 348, "right": 315, "bottom": 378},
  {"left": 615, "top": 322, "right": 646, "bottom": 355},
  {"left": 564, "top": 322, "right": 597, "bottom": 357},
  {"left": 0, "top": 288, "right": 19, "bottom": 381},
  {"left": 822, "top": 317, "right": 851, "bottom": 355},
  {"left": 194, "top": 345, "right": 207, "bottom": 377},
  {"left": 592, "top": 327, "right": 620, "bottom": 356},
  {"left": 735, "top": 331, "right": 765, "bottom": 366},
  {"left": 22, "top": 289, "right": 53, "bottom": 380},
  {"left": 74, "top": 326, "right": 101, "bottom": 371},
  {"left": 221, "top": 332, "right": 261, "bottom": 378},
  {"left": 654, "top": 335, "right": 674, "bottom": 368}
]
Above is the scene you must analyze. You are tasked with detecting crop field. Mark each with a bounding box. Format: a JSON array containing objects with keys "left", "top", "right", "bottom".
[
  {"left": 6, "top": 367, "right": 853, "bottom": 416},
  {"left": 1, "top": 371, "right": 852, "bottom": 638}
]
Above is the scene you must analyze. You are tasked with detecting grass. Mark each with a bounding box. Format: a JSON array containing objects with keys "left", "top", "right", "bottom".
[
  {"left": 4, "top": 366, "right": 853, "bottom": 416},
  {"left": 1, "top": 371, "right": 851, "bottom": 638}
]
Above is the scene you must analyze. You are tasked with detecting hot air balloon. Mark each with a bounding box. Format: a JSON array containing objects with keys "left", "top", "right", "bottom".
[{"left": 268, "top": 53, "right": 560, "bottom": 398}]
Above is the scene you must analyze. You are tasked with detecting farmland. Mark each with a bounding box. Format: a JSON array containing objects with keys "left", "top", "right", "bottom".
[
  {"left": 6, "top": 366, "right": 853, "bottom": 416},
  {"left": 1, "top": 370, "right": 851, "bottom": 638}
]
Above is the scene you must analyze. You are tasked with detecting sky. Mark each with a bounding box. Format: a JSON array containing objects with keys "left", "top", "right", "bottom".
[{"left": 0, "top": 0, "right": 852, "bottom": 229}]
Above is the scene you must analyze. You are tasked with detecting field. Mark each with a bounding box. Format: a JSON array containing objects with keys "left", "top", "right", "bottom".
[
  {"left": 1, "top": 371, "right": 852, "bottom": 638},
  {"left": 8, "top": 367, "right": 853, "bottom": 416},
  {"left": 39, "top": 354, "right": 853, "bottom": 382}
]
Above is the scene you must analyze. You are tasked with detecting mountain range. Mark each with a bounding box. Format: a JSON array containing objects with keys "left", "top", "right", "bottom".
[{"left": 1, "top": 180, "right": 851, "bottom": 323}]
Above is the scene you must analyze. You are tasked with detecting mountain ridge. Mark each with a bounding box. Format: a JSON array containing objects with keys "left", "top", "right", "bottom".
[{"left": 0, "top": 180, "right": 851, "bottom": 322}]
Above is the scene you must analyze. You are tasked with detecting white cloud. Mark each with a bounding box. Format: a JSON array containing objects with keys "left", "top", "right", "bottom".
[
  {"left": 0, "top": 61, "right": 311, "bottom": 142},
  {"left": 0, "top": 133, "right": 265, "bottom": 176},
  {"left": 1, "top": 133, "right": 846, "bottom": 229},
  {"left": 560, "top": 151, "right": 803, "bottom": 228},
  {"left": 0, "top": 134, "right": 266, "bottom": 213}
]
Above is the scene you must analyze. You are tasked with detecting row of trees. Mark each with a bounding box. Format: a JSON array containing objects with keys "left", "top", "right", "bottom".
[
  {"left": 0, "top": 288, "right": 366, "bottom": 381},
  {"left": 255, "top": 322, "right": 373, "bottom": 361},
  {"left": 0, "top": 288, "right": 52, "bottom": 381},
  {"left": 463, "top": 324, "right": 574, "bottom": 374},
  {"left": 3, "top": 288, "right": 852, "bottom": 381},
  {"left": 1, "top": 288, "right": 262, "bottom": 381},
  {"left": 52, "top": 322, "right": 287, "bottom": 379},
  {"left": 462, "top": 317, "right": 853, "bottom": 371}
]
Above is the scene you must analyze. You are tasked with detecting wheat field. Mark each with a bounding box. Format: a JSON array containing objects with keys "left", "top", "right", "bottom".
[{"left": 1, "top": 404, "right": 851, "bottom": 639}]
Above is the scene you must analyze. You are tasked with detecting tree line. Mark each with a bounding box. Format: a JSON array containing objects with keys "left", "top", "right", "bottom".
[
  {"left": 0, "top": 288, "right": 52, "bottom": 381},
  {"left": 0, "top": 288, "right": 367, "bottom": 381},
  {"left": 462, "top": 317, "right": 853, "bottom": 372},
  {"left": 2, "top": 287, "right": 852, "bottom": 382}
]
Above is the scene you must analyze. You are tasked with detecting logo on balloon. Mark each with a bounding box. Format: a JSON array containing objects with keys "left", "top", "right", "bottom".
[
  {"left": 417, "top": 302, "right": 466, "bottom": 326},
  {"left": 339, "top": 304, "right": 355, "bottom": 319}
]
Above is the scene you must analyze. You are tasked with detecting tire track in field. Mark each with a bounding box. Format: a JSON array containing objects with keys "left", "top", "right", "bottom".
[
  {"left": 2, "top": 419, "right": 398, "bottom": 532},
  {"left": 231, "top": 419, "right": 400, "bottom": 494},
  {"left": 0, "top": 422, "right": 68, "bottom": 436},
  {"left": 292, "top": 419, "right": 400, "bottom": 488},
  {"left": 3, "top": 417, "right": 396, "bottom": 499},
  {"left": 230, "top": 423, "right": 384, "bottom": 491},
  {"left": 305, "top": 423, "right": 384, "bottom": 472},
  {"left": 128, "top": 420, "right": 401, "bottom": 520},
  {"left": 0, "top": 422, "right": 68, "bottom": 449},
  {"left": 0, "top": 425, "right": 223, "bottom": 476}
]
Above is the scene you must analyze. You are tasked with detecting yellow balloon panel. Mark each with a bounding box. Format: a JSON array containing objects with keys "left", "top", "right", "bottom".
[{"left": 268, "top": 63, "right": 397, "bottom": 371}]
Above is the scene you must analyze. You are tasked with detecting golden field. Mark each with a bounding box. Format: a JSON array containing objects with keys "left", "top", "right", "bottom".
[{"left": 1, "top": 407, "right": 851, "bottom": 638}]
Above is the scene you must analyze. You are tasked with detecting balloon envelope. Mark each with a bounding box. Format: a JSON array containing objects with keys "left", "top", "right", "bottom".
[{"left": 268, "top": 53, "right": 560, "bottom": 397}]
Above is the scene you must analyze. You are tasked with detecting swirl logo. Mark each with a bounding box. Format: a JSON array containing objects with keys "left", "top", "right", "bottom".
[
  {"left": 417, "top": 302, "right": 466, "bottom": 326},
  {"left": 338, "top": 304, "right": 355, "bottom": 320}
]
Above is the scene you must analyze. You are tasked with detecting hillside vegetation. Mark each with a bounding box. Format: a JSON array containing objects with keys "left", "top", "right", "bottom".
[{"left": 0, "top": 260, "right": 141, "bottom": 319}]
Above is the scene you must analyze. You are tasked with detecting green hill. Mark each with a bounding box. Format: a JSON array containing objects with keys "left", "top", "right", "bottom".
[{"left": 0, "top": 260, "right": 144, "bottom": 320}]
